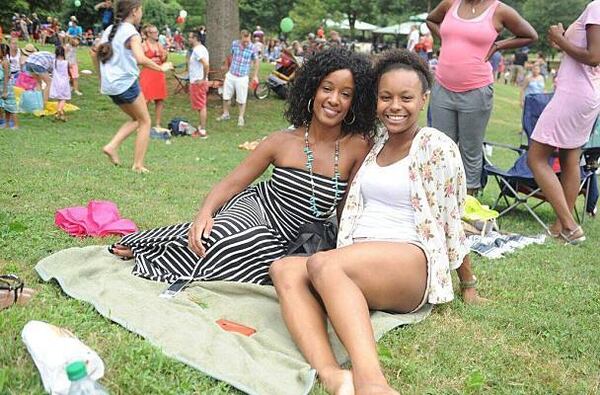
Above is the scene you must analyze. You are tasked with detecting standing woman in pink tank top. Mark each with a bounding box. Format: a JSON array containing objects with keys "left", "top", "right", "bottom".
[{"left": 426, "top": 0, "right": 537, "bottom": 195}]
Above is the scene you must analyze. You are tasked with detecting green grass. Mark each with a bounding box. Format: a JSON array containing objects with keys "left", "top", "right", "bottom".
[{"left": 1, "top": 48, "right": 599, "bottom": 394}]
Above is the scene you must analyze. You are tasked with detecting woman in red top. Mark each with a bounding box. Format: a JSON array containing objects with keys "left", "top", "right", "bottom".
[{"left": 140, "top": 24, "right": 168, "bottom": 129}]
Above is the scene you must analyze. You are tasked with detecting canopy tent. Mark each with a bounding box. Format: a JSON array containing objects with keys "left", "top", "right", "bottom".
[
  {"left": 373, "top": 13, "right": 429, "bottom": 36},
  {"left": 410, "top": 12, "right": 429, "bottom": 22},
  {"left": 324, "top": 18, "right": 379, "bottom": 31}
]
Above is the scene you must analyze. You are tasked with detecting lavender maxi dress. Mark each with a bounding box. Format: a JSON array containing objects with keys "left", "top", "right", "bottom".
[
  {"left": 531, "top": 1, "right": 600, "bottom": 148},
  {"left": 49, "top": 59, "right": 72, "bottom": 101}
]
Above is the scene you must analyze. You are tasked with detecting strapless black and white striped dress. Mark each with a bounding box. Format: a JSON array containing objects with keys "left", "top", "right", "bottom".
[{"left": 111, "top": 167, "right": 348, "bottom": 285}]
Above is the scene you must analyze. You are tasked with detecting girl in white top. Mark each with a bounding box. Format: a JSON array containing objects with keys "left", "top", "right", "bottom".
[
  {"left": 91, "top": 0, "right": 172, "bottom": 173},
  {"left": 270, "top": 50, "right": 482, "bottom": 395}
]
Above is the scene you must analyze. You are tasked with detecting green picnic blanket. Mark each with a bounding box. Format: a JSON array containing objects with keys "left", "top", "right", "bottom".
[{"left": 35, "top": 246, "right": 431, "bottom": 395}]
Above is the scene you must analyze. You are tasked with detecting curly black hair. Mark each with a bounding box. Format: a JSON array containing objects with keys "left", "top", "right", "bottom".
[
  {"left": 373, "top": 49, "right": 433, "bottom": 94},
  {"left": 284, "top": 47, "right": 376, "bottom": 138}
]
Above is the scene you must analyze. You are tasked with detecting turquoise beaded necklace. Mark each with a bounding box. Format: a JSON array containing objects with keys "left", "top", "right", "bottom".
[{"left": 303, "top": 125, "right": 341, "bottom": 217}]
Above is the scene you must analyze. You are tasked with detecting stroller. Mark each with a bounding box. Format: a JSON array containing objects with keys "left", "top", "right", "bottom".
[{"left": 254, "top": 49, "right": 301, "bottom": 100}]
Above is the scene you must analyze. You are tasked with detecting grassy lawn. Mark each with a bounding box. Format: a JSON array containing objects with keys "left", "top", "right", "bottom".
[{"left": 1, "top": 47, "right": 599, "bottom": 394}]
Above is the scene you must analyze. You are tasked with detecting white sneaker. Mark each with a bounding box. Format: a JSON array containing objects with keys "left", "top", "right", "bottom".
[
  {"left": 237, "top": 117, "right": 245, "bottom": 127},
  {"left": 74, "top": 90, "right": 83, "bottom": 96},
  {"left": 199, "top": 129, "right": 208, "bottom": 139},
  {"left": 216, "top": 114, "right": 230, "bottom": 121}
]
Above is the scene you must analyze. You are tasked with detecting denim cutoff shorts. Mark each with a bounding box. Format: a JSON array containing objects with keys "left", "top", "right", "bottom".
[{"left": 109, "top": 80, "right": 141, "bottom": 105}]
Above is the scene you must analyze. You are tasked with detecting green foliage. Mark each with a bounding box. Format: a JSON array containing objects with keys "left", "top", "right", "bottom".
[
  {"left": 289, "top": 0, "right": 327, "bottom": 39},
  {"left": 522, "top": 0, "right": 589, "bottom": 53},
  {"left": 1, "top": 45, "right": 600, "bottom": 395},
  {"left": 142, "top": 0, "right": 182, "bottom": 31},
  {"left": 240, "top": 0, "right": 295, "bottom": 34}
]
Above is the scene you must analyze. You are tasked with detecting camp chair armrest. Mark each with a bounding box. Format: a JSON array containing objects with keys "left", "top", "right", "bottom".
[{"left": 483, "top": 141, "right": 524, "bottom": 154}]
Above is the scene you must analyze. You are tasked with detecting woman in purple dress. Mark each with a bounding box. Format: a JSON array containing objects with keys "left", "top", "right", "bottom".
[
  {"left": 49, "top": 46, "right": 71, "bottom": 121},
  {"left": 528, "top": 1, "right": 600, "bottom": 244}
]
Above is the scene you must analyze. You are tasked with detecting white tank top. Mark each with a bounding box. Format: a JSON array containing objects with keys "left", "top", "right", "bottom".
[{"left": 352, "top": 156, "right": 419, "bottom": 242}]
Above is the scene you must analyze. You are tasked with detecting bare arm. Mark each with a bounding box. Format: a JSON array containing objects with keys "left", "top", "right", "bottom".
[
  {"left": 188, "top": 132, "right": 282, "bottom": 256},
  {"left": 493, "top": 5, "right": 538, "bottom": 53},
  {"left": 89, "top": 44, "right": 100, "bottom": 80},
  {"left": 251, "top": 56, "right": 260, "bottom": 81},
  {"left": 200, "top": 58, "right": 209, "bottom": 81},
  {"left": 2, "top": 61, "right": 8, "bottom": 98},
  {"left": 549, "top": 23, "right": 600, "bottom": 67},
  {"left": 336, "top": 136, "right": 372, "bottom": 222},
  {"left": 94, "top": 1, "right": 107, "bottom": 11},
  {"left": 129, "top": 35, "right": 171, "bottom": 72},
  {"left": 426, "top": 0, "right": 452, "bottom": 41}
]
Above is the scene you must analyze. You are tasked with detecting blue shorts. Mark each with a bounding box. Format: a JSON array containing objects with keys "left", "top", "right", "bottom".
[
  {"left": 109, "top": 80, "right": 140, "bottom": 105},
  {"left": 24, "top": 62, "right": 48, "bottom": 74}
]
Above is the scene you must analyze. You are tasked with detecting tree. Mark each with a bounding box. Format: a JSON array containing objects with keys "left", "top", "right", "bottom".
[
  {"left": 239, "top": 0, "right": 294, "bottom": 34},
  {"left": 289, "top": 0, "right": 327, "bottom": 39},
  {"left": 325, "top": 0, "right": 376, "bottom": 40},
  {"left": 522, "top": 0, "right": 588, "bottom": 53},
  {"left": 206, "top": 0, "right": 239, "bottom": 72}
]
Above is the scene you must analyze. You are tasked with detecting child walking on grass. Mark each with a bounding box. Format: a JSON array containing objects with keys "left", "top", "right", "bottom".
[
  {"left": 49, "top": 46, "right": 71, "bottom": 122},
  {"left": 0, "top": 44, "right": 18, "bottom": 129},
  {"left": 66, "top": 36, "right": 82, "bottom": 96}
]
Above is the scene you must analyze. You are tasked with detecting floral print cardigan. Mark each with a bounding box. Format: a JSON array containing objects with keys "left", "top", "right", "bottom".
[{"left": 337, "top": 127, "right": 469, "bottom": 305}]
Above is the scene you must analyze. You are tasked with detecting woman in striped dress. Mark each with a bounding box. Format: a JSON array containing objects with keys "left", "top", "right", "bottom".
[{"left": 110, "top": 47, "right": 377, "bottom": 285}]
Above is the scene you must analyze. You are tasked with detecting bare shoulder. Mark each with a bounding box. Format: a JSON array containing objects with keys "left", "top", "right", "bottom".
[
  {"left": 343, "top": 134, "right": 373, "bottom": 160},
  {"left": 496, "top": 2, "right": 519, "bottom": 18}
]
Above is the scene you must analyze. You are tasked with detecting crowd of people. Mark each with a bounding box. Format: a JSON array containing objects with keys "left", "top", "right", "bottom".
[{"left": 2, "top": 0, "right": 600, "bottom": 392}]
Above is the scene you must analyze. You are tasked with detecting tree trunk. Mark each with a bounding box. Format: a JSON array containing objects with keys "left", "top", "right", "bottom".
[{"left": 206, "top": 0, "right": 239, "bottom": 75}]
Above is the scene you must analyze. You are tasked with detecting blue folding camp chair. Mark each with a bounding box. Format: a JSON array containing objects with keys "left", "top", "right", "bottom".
[{"left": 482, "top": 93, "right": 600, "bottom": 231}]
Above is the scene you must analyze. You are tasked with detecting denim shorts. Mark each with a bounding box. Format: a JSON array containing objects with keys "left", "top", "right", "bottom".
[
  {"left": 109, "top": 80, "right": 141, "bottom": 105},
  {"left": 24, "top": 62, "right": 48, "bottom": 74}
]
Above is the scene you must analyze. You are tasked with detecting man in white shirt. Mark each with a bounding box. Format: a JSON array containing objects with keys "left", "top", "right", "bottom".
[
  {"left": 407, "top": 25, "right": 420, "bottom": 51},
  {"left": 188, "top": 29, "right": 210, "bottom": 138}
]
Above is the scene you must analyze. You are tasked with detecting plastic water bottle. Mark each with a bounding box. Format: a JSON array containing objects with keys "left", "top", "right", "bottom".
[{"left": 66, "top": 361, "right": 109, "bottom": 395}]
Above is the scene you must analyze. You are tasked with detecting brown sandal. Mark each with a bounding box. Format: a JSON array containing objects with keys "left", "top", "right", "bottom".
[{"left": 560, "top": 226, "right": 586, "bottom": 245}]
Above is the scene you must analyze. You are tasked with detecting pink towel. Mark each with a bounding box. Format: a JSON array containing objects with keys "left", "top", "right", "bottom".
[{"left": 55, "top": 200, "right": 138, "bottom": 237}]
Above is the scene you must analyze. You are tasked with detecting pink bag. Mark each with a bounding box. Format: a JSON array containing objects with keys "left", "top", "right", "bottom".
[
  {"left": 55, "top": 200, "right": 138, "bottom": 237},
  {"left": 15, "top": 72, "right": 38, "bottom": 91}
]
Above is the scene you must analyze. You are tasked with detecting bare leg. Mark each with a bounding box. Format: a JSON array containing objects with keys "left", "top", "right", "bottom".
[
  {"left": 200, "top": 106, "right": 207, "bottom": 130},
  {"left": 39, "top": 73, "right": 51, "bottom": 106},
  {"left": 528, "top": 141, "right": 579, "bottom": 233},
  {"left": 222, "top": 99, "right": 231, "bottom": 117},
  {"left": 238, "top": 102, "right": 247, "bottom": 119},
  {"left": 153, "top": 100, "right": 164, "bottom": 128},
  {"left": 103, "top": 120, "right": 139, "bottom": 165},
  {"left": 104, "top": 94, "right": 152, "bottom": 172},
  {"left": 270, "top": 258, "right": 354, "bottom": 395},
  {"left": 306, "top": 243, "right": 427, "bottom": 395},
  {"left": 72, "top": 78, "right": 80, "bottom": 93}
]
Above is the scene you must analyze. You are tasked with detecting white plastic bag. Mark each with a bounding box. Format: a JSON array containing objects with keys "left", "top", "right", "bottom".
[{"left": 21, "top": 321, "right": 105, "bottom": 395}]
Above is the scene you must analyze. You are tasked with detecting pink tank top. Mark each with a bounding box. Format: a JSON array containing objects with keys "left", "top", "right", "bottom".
[{"left": 436, "top": 0, "right": 500, "bottom": 92}]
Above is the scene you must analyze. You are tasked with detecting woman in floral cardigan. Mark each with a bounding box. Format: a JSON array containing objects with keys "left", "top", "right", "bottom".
[{"left": 270, "top": 49, "right": 481, "bottom": 395}]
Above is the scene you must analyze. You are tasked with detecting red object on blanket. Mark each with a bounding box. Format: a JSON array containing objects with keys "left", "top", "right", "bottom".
[{"left": 55, "top": 200, "right": 138, "bottom": 237}]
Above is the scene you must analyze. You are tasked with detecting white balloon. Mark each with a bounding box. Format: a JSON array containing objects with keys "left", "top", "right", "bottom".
[{"left": 180, "top": 10, "right": 188, "bottom": 18}]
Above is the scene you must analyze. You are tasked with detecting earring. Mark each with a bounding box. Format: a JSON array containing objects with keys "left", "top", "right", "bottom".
[
  {"left": 307, "top": 98, "right": 313, "bottom": 114},
  {"left": 344, "top": 109, "right": 356, "bottom": 125}
]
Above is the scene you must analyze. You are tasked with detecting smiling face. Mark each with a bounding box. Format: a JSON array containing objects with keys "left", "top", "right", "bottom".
[
  {"left": 310, "top": 69, "right": 354, "bottom": 129},
  {"left": 377, "top": 68, "right": 427, "bottom": 136}
]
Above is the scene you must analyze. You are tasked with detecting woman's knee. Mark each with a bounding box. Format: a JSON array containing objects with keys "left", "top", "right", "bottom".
[
  {"left": 306, "top": 251, "right": 339, "bottom": 286},
  {"left": 270, "top": 259, "right": 309, "bottom": 294}
]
